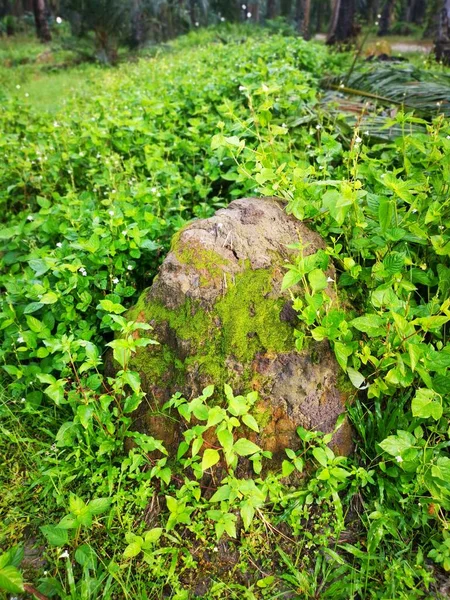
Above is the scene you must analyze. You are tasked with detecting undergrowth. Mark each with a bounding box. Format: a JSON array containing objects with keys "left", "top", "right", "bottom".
[{"left": 1, "top": 27, "right": 449, "bottom": 599}]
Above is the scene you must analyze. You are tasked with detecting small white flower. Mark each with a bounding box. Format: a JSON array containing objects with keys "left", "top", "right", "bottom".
[
  {"left": 112, "top": 277, "right": 119, "bottom": 284},
  {"left": 239, "top": 85, "right": 246, "bottom": 92},
  {"left": 25, "top": 93, "right": 29, "bottom": 98},
  {"left": 121, "top": 230, "right": 127, "bottom": 236},
  {"left": 21, "top": 398, "right": 25, "bottom": 403},
  {"left": 327, "top": 277, "right": 335, "bottom": 283},
  {"left": 412, "top": 208, "right": 418, "bottom": 213},
  {"left": 27, "top": 215, "right": 34, "bottom": 221},
  {"left": 364, "top": 130, "right": 370, "bottom": 135},
  {"left": 56, "top": 242, "right": 62, "bottom": 248},
  {"left": 247, "top": 11, "right": 252, "bottom": 18},
  {"left": 79, "top": 152, "right": 84, "bottom": 157},
  {"left": 355, "top": 136, "right": 362, "bottom": 144},
  {"left": 108, "top": 210, "right": 114, "bottom": 216},
  {"left": 220, "top": 16, "right": 225, "bottom": 21},
  {"left": 151, "top": 187, "right": 157, "bottom": 193},
  {"left": 59, "top": 550, "right": 69, "bottom": 559},
  {"left": 16, "top": 84, "right": 21, "bottom": 89},
  {"left": 316, "top": 124, "right": 321, "bottom": 130},
  {"left": 18, "top": 336, "right": 24, "bottom": 343},
  {"left": 439, "top": 225, "right": 444, "bottom": 230},
  {"left": 43, "top": 570, "right": 48, "bottom": 575},
  {"left": 282, "top": 123, "right": 287, "bottom": 128},
  {"left": 112, "top": 189, "right": 117, "bottom": 194},
  {"left": 377, "top": 13, "right": 381, "bottom": 17},
  {"left": 447, "top": 135, "right": 450, "bottom": 139},
  {"left": 339, "top": 83, "right": 345, "bottom": 89},
  {"left": 375, "top": 20, "right": 379, "bottom": 26},
  {"left": 195, "top": 21, "right": 199, "bottom": 26},
  {"left": 241, "top": 4, "right": 247, "bottom": 9},
  {"left": 127, "top": 265, "right": 133, "bottom": 271},
  {"left": 56, "top": 16, "right": 62, "bottom": 23},
  {"left": 395, "top": 455, "right": 403, "bottom": 463},
  {"left": 97, "top": 153, "right": 101, "bottom": 158}
]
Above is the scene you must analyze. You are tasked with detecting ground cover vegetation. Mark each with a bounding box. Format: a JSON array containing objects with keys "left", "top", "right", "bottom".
[{"left": 1, "top": 25, "right": 450, "bottom": 599}]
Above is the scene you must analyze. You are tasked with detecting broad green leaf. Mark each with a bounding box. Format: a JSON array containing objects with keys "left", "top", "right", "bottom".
[
  {"left": 312, "top": 447, "right": 328, "bottom": 467},
  {"left": 308, "top": 268, "right": 327, "bottom": 294},
  {"left": 201, "top": 449, "right": 220, "bottom": 471},
  {"left": 350, "top": 315, "right": 385, "bottom": 336},
  {"left": 40, "top": 525, "right": 69, "bottom": 547},
  {"left": 233, "top": 438, "right": 261, "bottom": 456},
  {"left": 240, "top": 501, "right": 255, "bottom": 530},
  {"left": 379, "top": 430, "right": 415, "bottom": 456},
  {"left": 412, "top": 388, "right": 442, "bottom": 421},
  {"left": 0, "top": 565, "right": 24, "bottom": 594},
  {"left": 143, "top": 528, "right": 163, "bottom": 545},
  {"left": 123, "top": 543, "right": 142, "bottom": 559},
  {"left": 40, "top": 291, "right": 58, "bottom": 304},
  {"left": 242, "top": 413, "right": 260, "bottom": 433}
]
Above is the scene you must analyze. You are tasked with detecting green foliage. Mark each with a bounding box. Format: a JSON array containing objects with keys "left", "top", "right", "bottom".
[{"left": 1, "top": 26, "right": 450, "bottom": 599}]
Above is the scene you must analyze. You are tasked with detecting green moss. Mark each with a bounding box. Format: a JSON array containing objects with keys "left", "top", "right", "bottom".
[
  {"left": 128, "top": 266, "right": 296, "bottom": 392},
  {"left": 174, "top": 238, "right": 230, "bottom": 285}
]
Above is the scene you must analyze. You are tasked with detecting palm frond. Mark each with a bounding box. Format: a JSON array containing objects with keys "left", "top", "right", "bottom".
[{"left": 324, "top": 63, "right": 450, "bottom": 117}]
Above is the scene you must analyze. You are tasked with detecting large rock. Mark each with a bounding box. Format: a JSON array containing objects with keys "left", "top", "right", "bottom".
[{"left": 125, "top": 197, "right": 353, "bottom": 463}]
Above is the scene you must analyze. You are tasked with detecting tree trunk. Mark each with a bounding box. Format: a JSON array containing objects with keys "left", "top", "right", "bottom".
[
  {"left": 266, "top": 0, "right": 276, "bottom": 18},
  {"left": 377, "top": 0, "right": 396, "bottom": 35},
  {"left": 326, "top": 0, "right": 357, "bottom": 44},
  {"left": 280, "top": 0, "right": 292, "bottom": 18},
  {"left": 32, "top": 0, "right": 51, "bottom": 42},
  {"left": 434, "top": 0, "right": 450, "bottom": 63},
  {"left": 302, "top": 0, "right": 311, "bottom": 38},
  {"left": 130, "top": 0, "right": 145, "bottom": 49}
]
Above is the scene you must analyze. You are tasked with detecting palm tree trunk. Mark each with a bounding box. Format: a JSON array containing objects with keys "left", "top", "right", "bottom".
[
  {"left": 280, "top": 0, "right": 293, "bottom": 18},
  {"left": 327, "top": 0, "right": 357, "bottom": 44},
  {"left": 266, "top": 0, "right": 277, "bottom": 18},
  {"left": 435, "top": 0, "right": 450, "bottom": 63},
  {"left": 130, "top": 0, "right": 145, "bottom": 49},
  {"left": 377, "top": 0, "right": 396, "bottom": 35},
  {"left": 32, "top": 0, "right": 51, "bottom": 42},
  {"left": 302, "top": 0, "right": 312, "bottom": 38}
]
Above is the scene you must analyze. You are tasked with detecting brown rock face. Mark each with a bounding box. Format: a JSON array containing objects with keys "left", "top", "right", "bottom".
[{"left": 125, "top": 197, "right": 353, "bottom": 465}]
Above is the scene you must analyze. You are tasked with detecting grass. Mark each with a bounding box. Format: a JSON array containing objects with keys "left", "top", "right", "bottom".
[{"left": 0, "top": 26, "right": 449, "bottom": 599}]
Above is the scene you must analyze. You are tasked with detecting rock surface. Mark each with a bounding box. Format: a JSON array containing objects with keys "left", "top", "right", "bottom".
[{"left": 125, "top": 197, "right": 353, "bottom": 463}]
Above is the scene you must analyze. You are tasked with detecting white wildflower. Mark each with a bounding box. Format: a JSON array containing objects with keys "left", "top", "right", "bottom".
[
  {"left": 327, "top": 277, "right": 335, "bottom": 283},
  {"left": 25, "top": 93, "right": 29, "bottom": 98},
  {"left": 241, "top": 4, "right": 246, "bottom": 9},
  {"left": 247, "top": 11, "right": 252, "bottom": 18},
  {"left": 395, "top": 455, "right": 403, "bottom": 463},
  {"left": 56, "top": 16, "right": 62, "bottom": 23},
  {"left": 112, "top": 277, "right": 119, "bottom": 284},
  {"left": 239, "top": 85, "right": 246, "bottom": 91},
  {"left": 316, "top": 124, "right": 321, "bottom": 130},
  {"left": 56, "top": 242, "right": 62, "bottom": 248},
  {"left": 127, "top": 265, "right": 133, "bottom": 271},
  {"left": 16, "top": 84, "right": 21, "bottom": 89},
  {"left": 355, "top": 136, "right": 362, "bottom": 144},
  {"left": 121, "top": 230, "right": 127, "bottom": 236},
  {"left": 108, "top": 210, "right": 114, "bottom": 216},
  {"left": 59, "top": 550, "right": 69, "bottom": 559},
  {"left": 27, "top": 215, "right": 34, "bottom": 221},
  {"left": 17, "top": 336, "right": 24, "bottom": 343}
]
